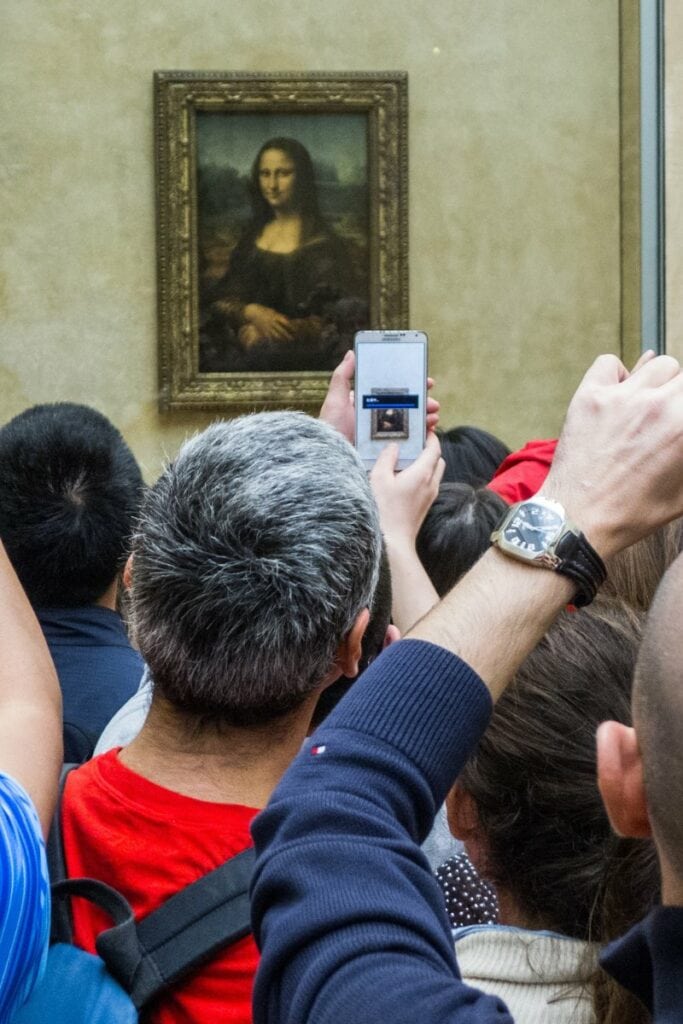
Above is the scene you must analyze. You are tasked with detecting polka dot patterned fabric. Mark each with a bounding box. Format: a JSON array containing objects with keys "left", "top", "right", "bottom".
[{"left": 436, "top": 853, "right": 499, "bottom": 928}]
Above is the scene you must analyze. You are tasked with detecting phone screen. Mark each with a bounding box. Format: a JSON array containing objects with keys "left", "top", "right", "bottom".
[{"left": 354, "top": 330, "right": 428, "bottom": 469}]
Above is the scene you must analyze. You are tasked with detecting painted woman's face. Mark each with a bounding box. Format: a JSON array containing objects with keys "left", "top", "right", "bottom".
[{"left": 258, "top": 149, "right": 297, "bottom": 211}]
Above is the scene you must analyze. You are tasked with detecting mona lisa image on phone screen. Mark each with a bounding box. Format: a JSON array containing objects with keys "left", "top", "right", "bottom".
[{"left": 354, "top": 330, "right": 428, "bottom": 469}]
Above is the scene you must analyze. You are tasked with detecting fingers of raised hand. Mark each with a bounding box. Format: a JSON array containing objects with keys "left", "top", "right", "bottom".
[
  {"left": 630, "top": 349, "right": 656, "bottom": 374},
  {"left": 627, "top": 354, "right": 682, "bottom": 389},
  {"left": 580, "top": 353, "right": 630, "bottom": 387},
  {"left": 332, "top": 350, "right": 355, "bottom": 382},
  {"left": 400, "top": 435, "right": 443, "bottom": 502},
  {"left": 421, "top": 431, "right": 443, "bottom": 467},
  {"left": 552, "top": 352, "right": 683, "bottom": 554},
  {"left": 426, "top": 397, "right": 440, "bottom": 433},
  {"left": 370, "top": 443, "right": 400, "bottom": 483},
  {"left": 319, "top": 352, "right": 356, "bottom": 440},
  {"left": 327, "top": 351, "right": 354, "bottom": 393}
]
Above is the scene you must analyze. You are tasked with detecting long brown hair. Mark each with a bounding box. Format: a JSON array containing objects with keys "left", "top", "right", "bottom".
[
  {"left": 603, "top": 518, "right": 683, "bottom": 611},
  {"left": 458, "top": 601, "right": 658, "bottom": 1024}
]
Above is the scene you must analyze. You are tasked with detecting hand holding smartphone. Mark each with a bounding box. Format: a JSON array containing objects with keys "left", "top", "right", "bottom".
[{"left": 354, "top": 330, "right": 428, "bottom": 469}]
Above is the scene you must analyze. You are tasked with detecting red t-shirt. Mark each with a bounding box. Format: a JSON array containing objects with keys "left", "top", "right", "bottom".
[
  {"left": 487, "top": 438, "right": 558, "bottom": 504},
  {"left": 61, "top": 749, "right": 259, "bottom": 1023}
]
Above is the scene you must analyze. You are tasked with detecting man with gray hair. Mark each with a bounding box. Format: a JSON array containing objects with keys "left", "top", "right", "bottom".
[{"left": 55, "top": 411, "right": 382, "bottom": 1024}]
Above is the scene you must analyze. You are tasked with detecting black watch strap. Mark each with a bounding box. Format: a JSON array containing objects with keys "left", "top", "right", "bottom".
[{"left": 554, "top": 530, "right": 607, "bottom": 607}]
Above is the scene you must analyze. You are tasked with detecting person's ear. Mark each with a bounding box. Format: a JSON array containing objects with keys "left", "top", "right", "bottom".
[
  {"left": 446, "top": 782, "right": 479, "bottom": 840},
  {"left": 335, "top": 607, "right": 370, "bottom": 679},
  {"left": 122, "top": 554, "right": 134, "bottom": 591},
  {"left": 597, "top": 721, "right": 652, "bottom": 838},
  {"left": 384, "top": 623, "right": 401, "bottom": 648}
]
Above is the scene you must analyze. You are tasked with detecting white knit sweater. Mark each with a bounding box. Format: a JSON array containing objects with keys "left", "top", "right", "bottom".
[{"left": 454, "top": 925, "right": 597, "bottom": 1023}]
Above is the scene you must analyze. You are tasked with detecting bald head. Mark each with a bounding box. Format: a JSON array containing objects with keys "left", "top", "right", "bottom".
[{"left": 633, "top": 551, "right": 683, "bottom": 880}]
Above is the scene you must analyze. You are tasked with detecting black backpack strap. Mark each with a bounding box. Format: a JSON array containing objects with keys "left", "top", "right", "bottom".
[
  {"left": 46, "top": 760, "right": 255, "bottom": 1010},
  {"left": 52, "top": 877, "right": 138, "bottom": 929},
  {"left": 96, "top": 846, "right": 256, "bottom": 1010},
  {"left": 47, "top": 763, "right": 79, "bottom": 943}
]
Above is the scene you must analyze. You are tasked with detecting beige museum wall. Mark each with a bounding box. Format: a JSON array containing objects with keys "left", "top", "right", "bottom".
[{"left": 1, "top": 0, "right": 631, "bottom": 478}]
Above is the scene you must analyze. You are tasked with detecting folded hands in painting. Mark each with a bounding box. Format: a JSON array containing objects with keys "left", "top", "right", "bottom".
[{"left": 239, "top": 303, "right": 295, "bottom": 345}]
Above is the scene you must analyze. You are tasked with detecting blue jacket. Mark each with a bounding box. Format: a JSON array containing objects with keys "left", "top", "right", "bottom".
[
  {"left": 601, "top": 907, "right": 683, "bottom": 1022},
  {"left": 251, "top": 639, "right": 514, "bottom": 1024},
  {"left": 0, "top": 773, "right": 50, "bottom": 1021},
  {"left": 252, "top": 637, "right": 677, "bottom": 1024},
  {"left": 38, "top": 606, "right": 144, "bottom": 757}
]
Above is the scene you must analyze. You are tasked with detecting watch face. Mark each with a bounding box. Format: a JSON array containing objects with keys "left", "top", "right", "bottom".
[{"left": 503, "top": 503, "right": 563, "bottom": 555}]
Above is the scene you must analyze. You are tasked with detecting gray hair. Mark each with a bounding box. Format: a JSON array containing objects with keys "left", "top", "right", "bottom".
[{"left": 130, "top": 412, "right": 381, "bottom": 726}]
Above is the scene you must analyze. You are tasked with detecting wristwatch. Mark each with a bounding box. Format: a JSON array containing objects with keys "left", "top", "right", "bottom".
[{"left": 490, "top": 497, "right": 607, "bottom": 607}]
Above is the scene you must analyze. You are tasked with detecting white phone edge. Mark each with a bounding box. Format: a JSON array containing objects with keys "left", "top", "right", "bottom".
[{"left": 354, "top": 330, "right": 428, "bottom": 469}]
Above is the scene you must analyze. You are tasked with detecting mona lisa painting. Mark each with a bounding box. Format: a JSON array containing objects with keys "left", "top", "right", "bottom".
[{"left": 155, "top": 72, "right": 408, "bottom": 411}]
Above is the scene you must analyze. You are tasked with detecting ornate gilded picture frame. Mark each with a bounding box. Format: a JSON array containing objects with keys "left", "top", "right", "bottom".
[{"left": 154, "top": 71, "right": 408, "bottom": 411}]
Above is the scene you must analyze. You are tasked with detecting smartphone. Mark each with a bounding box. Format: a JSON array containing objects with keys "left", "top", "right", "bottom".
[{"left": 354, "top": 330, "right": 428, "bottom": 470}]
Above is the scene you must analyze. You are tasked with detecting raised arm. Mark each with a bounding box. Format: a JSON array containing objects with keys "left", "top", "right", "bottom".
[
  {"left": 320, "top": 350, "right": 443, "bottom": 636},
  {"left": 411, "top": 354, "right": 683, "bottom": 695},
  {"left": 252, "top": 354, "right": 683, "bottom": 1024},
  {"left": 370, "top": 434, "right": 443, "bottom": 633},
  {"left": 0, "top": 541, "right": 62, "bottom": 834}
]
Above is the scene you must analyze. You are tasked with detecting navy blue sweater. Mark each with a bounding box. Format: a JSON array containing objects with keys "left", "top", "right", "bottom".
[
  {"left": 252, "top": 637, "right": 683, "bottom": 1024},
  {"left": 38, "top": 606, "right": 144, "bottom": 754},
  {"left": 601, "top": 906, "right": 683, "bottom": 1022},
  {"left": 251, "top": 639, "right": 515, "bottom": 1024}
]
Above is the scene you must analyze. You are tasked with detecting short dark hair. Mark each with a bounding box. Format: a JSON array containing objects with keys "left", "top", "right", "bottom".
[
  {"left": 310, "top": 545, "right": 392, "bottom": 729},
  {"left": 0, "top": 403, "right": 144, "bottom": 607},
  {"left": 416, "top": 483, "right": 508, "bottom": 596},
  {"left": 438, "top": 426, "right": 510, "bottom": 486},
  {"left": 131, "top": 413, "right": 381, "bottom": 728}
]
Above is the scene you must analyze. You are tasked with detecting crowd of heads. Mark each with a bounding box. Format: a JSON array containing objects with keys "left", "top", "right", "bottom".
[{"left": 3, "top": 378, "right": 683, "bottom": 1023}]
